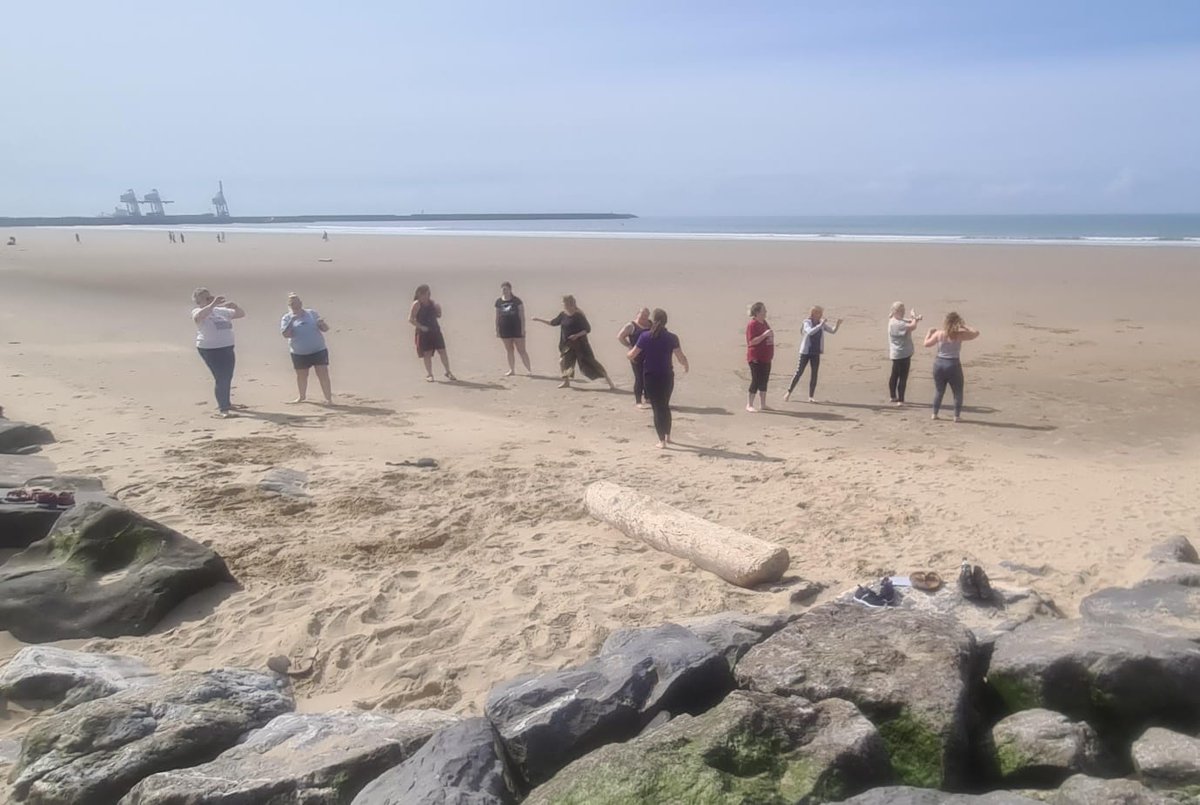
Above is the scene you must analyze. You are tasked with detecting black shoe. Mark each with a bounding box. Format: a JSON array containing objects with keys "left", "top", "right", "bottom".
[
  {"left": 854, "top": 585, "right": 888, "bottom": 608},
  {"left": 958, "top": 561, "right": 979, "bottom": 600},
  {"left": 972, "top": 565, "right": 994, "bottom": 600},
  {"left": 879, "top": 577, "right": 897, "bottom": 605}
]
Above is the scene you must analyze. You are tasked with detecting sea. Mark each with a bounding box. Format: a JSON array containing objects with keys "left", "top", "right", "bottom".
[{"left": 134, "top": 214, "right": 1200, "bottom": 246}]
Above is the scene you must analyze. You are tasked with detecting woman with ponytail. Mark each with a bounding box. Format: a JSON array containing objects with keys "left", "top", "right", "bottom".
[
  {"left": 923, "top": 311, "right": 980, "bottom": 421},
  {"left": 627, "top": 308, "right": 689, "bottom": 448}
]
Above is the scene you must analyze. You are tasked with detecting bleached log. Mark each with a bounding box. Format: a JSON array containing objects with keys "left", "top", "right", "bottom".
[{"left": 584, "top": 481, "right": 789, "bottom": 588}]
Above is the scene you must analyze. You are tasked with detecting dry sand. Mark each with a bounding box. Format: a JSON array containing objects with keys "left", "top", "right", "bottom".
[{"left": 1, "top": 228, "right": 1198, "bottom": 726}]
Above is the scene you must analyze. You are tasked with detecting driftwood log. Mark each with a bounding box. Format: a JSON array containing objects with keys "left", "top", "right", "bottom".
[{"left": 584, "top": 481, "right": 789, "bottom": 588}]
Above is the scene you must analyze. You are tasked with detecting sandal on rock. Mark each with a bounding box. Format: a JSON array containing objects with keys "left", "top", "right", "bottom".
[
  {"left": 5, "top": 488, "right": 33, "bottom": 503},
  {"left": 911, "top": 571, "right": 944, "bottom": 592}
]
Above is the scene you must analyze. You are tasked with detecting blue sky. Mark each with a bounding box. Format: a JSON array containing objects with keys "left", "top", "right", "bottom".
[{"left": 2, "top": 1, "right": 1198, "bottom": 216}]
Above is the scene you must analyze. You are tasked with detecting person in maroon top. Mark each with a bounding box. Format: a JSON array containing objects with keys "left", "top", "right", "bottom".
[{"left": 745, "top": 301, "right": 775, "bottom": 413}]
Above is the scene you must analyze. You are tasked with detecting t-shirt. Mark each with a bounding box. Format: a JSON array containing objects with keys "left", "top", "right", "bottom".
[
  {"left": 549, "top": 311, "right": 590, "bottom": 348},
  {"left": 888, "top": 318, "right": 914, "bottom": 360},
  {"left": 635, "top": 329, "right": 680, "bottom": 375},
  {"left": 746, "top": 319, "right": 774, "bottom": 363},
  {"left": 495, "top": 295, "right": 523, "bottom": 318},
  {"left": 281, "top": 308, "right": 327, "bottom": 355},
  {"left": 193, "top": 306, "right": 236, "bottom": 349}
]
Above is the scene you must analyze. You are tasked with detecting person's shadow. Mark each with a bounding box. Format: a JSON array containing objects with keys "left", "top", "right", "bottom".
[
  {"left": 668, "top": 441, "right": 784, "bottom": 463},
  {"left": 672, "top": 405, "right": 733, "bottom": 416},
  {"left": 446, "top": 379, "right": 508, "bottom": 391}
]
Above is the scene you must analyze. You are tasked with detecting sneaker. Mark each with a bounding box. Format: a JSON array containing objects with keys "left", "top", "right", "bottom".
[
  {"left": 958, "top": 560, "right": 979, "bottom": 600},
  {"left": 854, "top": 586, "right": 888, "bottom": 608},
  {"left": 972, "top": 565, "right": 994, "bottom": 600}
]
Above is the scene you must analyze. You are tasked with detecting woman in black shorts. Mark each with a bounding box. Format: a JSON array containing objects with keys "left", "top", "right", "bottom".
[
  {"left": 409, "top": 284, "right": 456, "bottom": 382},
  {"left": 495, "top": 282, "right": 532, "bottom": 376},
  {"left": 281, "top": 292, "right": 333, "bottom": 404}
]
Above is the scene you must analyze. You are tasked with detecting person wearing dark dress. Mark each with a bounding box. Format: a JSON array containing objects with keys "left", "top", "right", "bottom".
[
  {"left": 533, "top": 295, "right": 615, "bottom": 390},
  {"left": 617, "top": 307, "right": 652, "bottom": 408},
  {"left": 408, "top": 284, "right": 456, "bottom": 382},
  {"left": 627, "top": 308, "right": 689, "bottom": 448},
  {"left": 495, "top": 281, "right": 532, "bottom": 376}
]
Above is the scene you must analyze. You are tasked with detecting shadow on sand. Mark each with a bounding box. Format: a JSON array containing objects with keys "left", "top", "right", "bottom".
[
  {"left": 668, "top": 441, "right": 785, "bottom": 463},
  {"left": 672, "top": 405, "right": 734, "bottom": 416},
  {"left": 761, "top": 408, "right": 853, "bottom": 422}
]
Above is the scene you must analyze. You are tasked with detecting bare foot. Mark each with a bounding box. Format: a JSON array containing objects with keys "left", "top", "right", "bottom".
[
  {"left": 286, "top": 397, "right": 306, "bottom": 404},
  {"left": 655, "top": 441, "right": 666, "bottom": 449},
  {"left": 425, "top": 375, "right": 434, "bottom": 383},
  {"left": 931, "top": 414, "right": 939, "bottom": 420},
  {"left": 782, "top": 391, "right": 791, "bottom": 402},
  {"left": 808, "top": 397, "right": 817, "bottom": 403},
  {"left": 894, "top": 400, "right": 903, "bottom": 407},
  {"left": 213, "top": 411, "right": 237, "bottom": 419},
  {"left": 445, "top": 372, "right": 457, "bottom": 381},
  {"left": 637, "top": 402, "right": 650, "bottom": 410},
  {"left": 953, "top": 416, "right": 961, "bottom": 423},
  {"left": 746, "top": 405, "right": 758, "bottom": 413},
  {"left": 322, "top": 397, "right": 333, "bottom": 405},
  {"left": 504, "top": 370, "right": 514, "bottom": 377},
  {"left": 558, "top": 380, "right": 570, "bottom": 389}
]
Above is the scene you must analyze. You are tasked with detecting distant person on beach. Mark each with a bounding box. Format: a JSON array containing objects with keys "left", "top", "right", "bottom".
[
  {"left": 617, "top": 307, "right": 652, "bottom": 408},
  {"left": 924, "top": 311, "right": 980, "bottom": 422},
  {"left": 495, "top": 281, "right": 532, "bottom": 376},
  {"left": 785, "top": 306, "right": 842, "bottom": 402},
  {"left": 192, "top": 287, "right": 246, "bottom": 418},
  {"left": 179, "top": 233, "right": 186, "bottom": 244},
  {"left": 627, "top": 308, "right": 688, "bottom": 448},
  {"left": 322, "top": 231, "right": 329, "bottom": 242},
  {"left": 281, "top": 292, "right": 332, "bottom": 404},
  {"left": 169, "top": 231, "right": 176, "bottom": 244},
  {"left": 75, "top": 233, "right": 81, "bottom": 243},
  {"left": 745, "top": 302, "right": 774, "bottom": 412},
  {"left": 533, "top": 295, "right": 615, "bottom": 390},
  {"left": 409, "top": 284, "right": 455, "bottom": 382},
  {"left": 887, "top": 302, "right": 923, "bottom": 405},
  {"left": 6, "top": 236, "right": 15, "bottom": 246}
]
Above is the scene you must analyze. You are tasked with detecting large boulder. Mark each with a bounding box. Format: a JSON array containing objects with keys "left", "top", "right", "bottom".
[
  {"left": 987, "top": 709, "right": 1103, "bottom": 787},
  {"left": 1051, "top": 773, "right": 1180, "bottom": 804},
  {"left": 0, "top": 421, "right": 54, "bottom": 454},
  {"left": 1146, "top": 537, "right": 1199, "bottom": 566},
  {"left": 674, "top": 610, "right": 794, "bottom": 670},
  {"left": 1131, "top": 727, "right": 1200, "bottom": 793},
  {"left": 736, "top": 603, "right": 980, "bottom": 790},
  {"left": 9, "top": 668, "right": 293, "bottom": 804},
  {"left": 0, "top": 501, "right": 235, "bottom": 642},
  {"left": 352, "top": 717, "right": 521, "bottom": 805},
  {"left": 123, "top": 709, "right": 458, "bottom": 805},
  {"left": 0, "top": 503, "right": 62, "bottom": 549},
  {"left": 485, "top": 622, "right": 732, "bottom": 786},
  {"left": 1139, "top": 564, "right": 1200, "bottom": 588},
  {"left": 885, "top": 583, "right": 1063, "bottom": 653},
  {"left": 526, "top": 690, "right": 891, "bottom": 804},
  {"left": 835, "top": 789, "right": 1040, "bottom": 804},
  {"left": 1079, "top": 585, "right": 1200, "bottom": 641},
  {"left": 0, "top": 646, "right": 159, "bottom": 711},
  {"left": 988, "top": 621, "right": 1200, "bottom": 750}
]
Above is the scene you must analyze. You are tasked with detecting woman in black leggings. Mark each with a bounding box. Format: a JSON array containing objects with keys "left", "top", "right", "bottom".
[
  {"left": 887, "top": 301, "right": 922, "bottom": 405},
  {"left": 627, "top": 308, "right": 689, "bottom": 448},
  {"left": 923, "top": 312, "right": 980, "bottom": 422},
  {"left": 745, "top": 302, "right": 774, "bottom": 413}
]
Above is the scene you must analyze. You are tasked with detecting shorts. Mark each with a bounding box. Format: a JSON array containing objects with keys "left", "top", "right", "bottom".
[
  {"left": 497, "top": 318, "right": 524, "bottom": 339},
  {"left": 291, "top": 349, "right": 329, "bottom": 370},
  {"left": 415, "top": 329, "right": 446, "bottom": 356}
]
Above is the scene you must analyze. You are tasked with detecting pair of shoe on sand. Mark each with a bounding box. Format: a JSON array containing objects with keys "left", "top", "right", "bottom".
[{"left": 958, "top": 560, "right": 994, "bottom": 601}]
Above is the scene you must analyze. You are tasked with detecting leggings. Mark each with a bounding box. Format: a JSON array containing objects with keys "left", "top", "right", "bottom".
[
  {"left": 788, "top": 353, "right": 820, "bottom": 396},
  {"left": 643, "top": 372, "right": 674, "bottom": 440},
  {"left": 889, "top": 357, "right": 911, "bottom": 402},
  {"left": 932, "top": 358, "right": 964, "bottom": 418},
  {"left": 198, "top": 346, "right": 236, "bottom": 412},
  {"left": 748, "top": 361, "right": 771, "bottom": 394},
  {"left": 631, "top": 357, "right": 645, "bottom": 403}
]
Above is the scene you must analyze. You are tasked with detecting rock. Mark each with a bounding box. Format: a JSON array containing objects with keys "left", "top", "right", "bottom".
[
  {"left": 351, "top": 717, "right": 520, "bottom": 805},
  {"left": 258, "top": 467, "right": 309, "bottom": 498},
  {"left": 1132, "top": 727, "right": 1200, "bottom": 792},
  {"left": 988, "top": 709, "right": 1103, "bottom": 787},
  {"left": 789, "top": 578, "right": 828, "bottom": 604},
  {"left": 526, "top": 690, "right": 891, "bottom": 804},
  {"left": 0, "top": 647, "right": 159, "bottom": 711},
  {"left": 1052, "top": 773, "right": 1180, "bottom": 804},
  {"left": 1079, "top": 584, "right": 1200, "bottom": 641},
  {"left": 674, "top": 610, "right": 794, "bottom": 670},
  {"left": 1139, "top": 563, "right": 1200, "bottom": 588},
  {"left": 0, "top": 503, "right": 62, "bottom": 549},
  {"left": 10, "top": 668, "right": 293, "bottom": 804},
  {"left": 124, "top": 709, "right": 458, "bottom": 805},
  {"left": 598, "top": 622, "right": 733, "bottom": 715},
  {"left": 736, "top": 603, "right": 979, "bottom": 790},
  {"left": 988, "top": 621, "right": 1200, "bottom": 751},
  {"left": 886, "top": 582, "right": 1063, "bottom": 652},
  {"left": 485, "top": 652, "right": 656, "bottom": 787},
  {"left": 0, "top": 453, "right": 55, "bottom": 488},
  {"left": 0, "top": 501, "right": 235, "bottom": 642},
  {"left": 0, "top": 421, "right": 54, "bottom": 455},
  {"left": 1146, "top": 536, "right": 1199, "bottom": 566},
  {"left": 836, "top": 789, "right": 1042, "bottom": 804}
]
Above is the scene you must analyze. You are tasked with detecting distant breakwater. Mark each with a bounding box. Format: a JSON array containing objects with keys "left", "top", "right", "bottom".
[{"left": 0, "top": 212, "right": 637, "bottom": 228}]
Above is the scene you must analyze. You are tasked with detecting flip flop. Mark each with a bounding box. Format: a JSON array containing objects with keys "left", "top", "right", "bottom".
[
  {"left": 5, "top": 488, "right": 33, "bottom": 503},
  {"left": 911, "top": 571, "right": 944, "bottom": 592}
]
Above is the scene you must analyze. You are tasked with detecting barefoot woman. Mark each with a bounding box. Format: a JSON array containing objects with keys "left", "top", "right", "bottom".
[
  {"left": 923, "top": 311, "right": 980, "bottom": 422},
  {"left": 533, "top": 295, "right": 615, "bottom": 390},
  {"left": 495, "top": 282, "right": 532, "bottom": 376},
  {"left": 409, "top": 285, "right": 455, "bottom": 382},
  {"left": 627, "top": 308, "right": 688, "bottom": 448},
  {"left": 281, "top": 292, "right": 332, "bottom": 404}
]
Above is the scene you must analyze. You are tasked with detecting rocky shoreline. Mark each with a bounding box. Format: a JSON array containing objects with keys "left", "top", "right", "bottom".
[{"left": 1, "top": 416, "right": 1198, "bottom": 803}]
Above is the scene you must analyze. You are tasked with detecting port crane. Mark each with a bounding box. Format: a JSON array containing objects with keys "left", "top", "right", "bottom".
[
  {"left": 212, "top": 181, "right": 230, "bottom": 218},
  {"left": 141, "top": 189, "right": 174, "bottom": 216},
  {"left": 119, "top": 189, "right": 142, "bottom": 217}
]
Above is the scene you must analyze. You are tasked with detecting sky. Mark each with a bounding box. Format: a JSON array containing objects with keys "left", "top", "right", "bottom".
[{"left": 2, "top": 1, "right": 1199, "bottom": 217}]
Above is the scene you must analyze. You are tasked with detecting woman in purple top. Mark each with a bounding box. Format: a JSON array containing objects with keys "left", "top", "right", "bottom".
[{"left": 627, "top": 308, "right": 689, "bottom": 449}]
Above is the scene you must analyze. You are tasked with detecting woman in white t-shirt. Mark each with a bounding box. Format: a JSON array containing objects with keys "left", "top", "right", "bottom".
[
  {"left": 191, "top": 287, "right": 246, "bottom": 418},
  {"left": 887, "top": 301, "right": 922, "bottom": 405}
]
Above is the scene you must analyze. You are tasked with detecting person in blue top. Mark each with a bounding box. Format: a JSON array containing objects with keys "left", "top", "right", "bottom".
[
  {"left": 626, "top": 308, "right": 689, "bottom": 449},
  {"left": 784, "top": 305, "right": 842, "bottom": 403},
  {"left": 281, "top": 292, "right": 333, "bottom": 404}
]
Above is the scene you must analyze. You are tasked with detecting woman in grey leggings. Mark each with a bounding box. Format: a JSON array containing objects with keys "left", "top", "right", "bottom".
[{"left": 923, "top": 312, "right": 980, "bottom": 422}]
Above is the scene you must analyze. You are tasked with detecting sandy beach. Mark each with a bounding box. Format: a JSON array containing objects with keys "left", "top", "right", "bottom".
[{"left": 1, "top": 228, "right": 1198, "bottom": 727}]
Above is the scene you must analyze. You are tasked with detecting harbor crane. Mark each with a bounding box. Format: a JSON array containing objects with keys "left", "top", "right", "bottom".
[
  {"left": 212, "top": 181, "right": 230, "bottom": 218},
  {"left": 141, "top": 189, "right": 174, "bottom": 216},
  {"left": 119, "top": 189, "right": 142, "bottom": 217}
]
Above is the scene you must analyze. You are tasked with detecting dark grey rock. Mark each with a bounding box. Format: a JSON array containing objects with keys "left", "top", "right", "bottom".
[
  {"left": 352, "top": 717, "right": 520, "bottom": 805},
  {"left": 484, "top": 652, "right": 656, "bottom": 787},
  {"left": 988, "top": 621, "right": 1200, "bottom": 750},
  {"left": 886, "top": 582, "right": 1063, "bottom": 652},
  {"left": 736, "top": 603, "right": 979, "bottom": 790},
  {"left": 1079, "top": 584, "right": 1200, "bottom": 641},
  {"left": 258, "top": 467, "right": 310, "bottom": 498},
  {"left": 123, "top": 709, "right": 458, "bottom": 805},
  {"left": 0, "top": 501, "right": 235, "bottom": 642},
  {"left": 675, "top": 610, "right": 794, "bottom": 669},
  {"left": 1139, "top": 563, "right": 1200, "bottom": 588},
  {"left": 1052, "top": 773, "right": 1179, "bottom": 804},
  {"left": 988, "top": 709, "right": 1103, "bottom": 787},
  {"left": 527, "top": 690, "right": 891, "bottom": 804},
  {"left": 0, "top": 647, "right": 158, "bottom": 711},
  {"left": 1146, "top": 536, "right": 1199, "bottom": 566},
  {"left": 1131, "top": 727, "right": 1200, "bottom": 791},
  {"left": 835, "top": 788, "right": 1041, "bottom": 804},
  {"left": 9, "top": 668, "right": 293, "bottom": 805},
  {"left": 0, "top": 421, "right": 54, "bottom": 455},
  {"left": 0, "top": 503, "right": 62, "bottom": 549},
  {"left": 598, "top": 622, "right": 733, "bottom": 715},
  {"left": 0, "top": 453, "right": 55, "bottom": 489}
]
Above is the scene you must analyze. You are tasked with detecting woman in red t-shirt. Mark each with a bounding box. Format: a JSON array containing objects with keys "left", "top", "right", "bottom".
[{"left": 745, "top": 301, "right": 775, "bottom": 412}]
